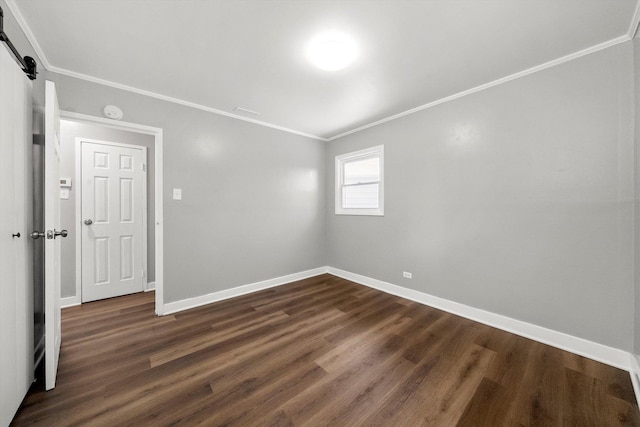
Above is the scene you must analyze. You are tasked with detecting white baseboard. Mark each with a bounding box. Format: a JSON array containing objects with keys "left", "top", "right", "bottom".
[
  {"left": 145, "top": 281, "right": 156, "bottom": 292},
  {"left": 327, "top": 267, "right": 631, "bottom": 371},
  {"left": 161, "top": 267, "right": 329, "bottom": 315},
  {"left": 156, "top": 264, "right": 632, "bottom": 373},
  {"left": 630, "top": 354, "right": 640, "bottom": 405},
  {"left": 61, "top": 295, "right": 81, "bottom": 309}
]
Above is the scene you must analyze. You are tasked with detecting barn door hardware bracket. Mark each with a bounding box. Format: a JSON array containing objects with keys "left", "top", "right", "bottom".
[{"left": 0, "top": 6, "right": 37, "bottom": 80}]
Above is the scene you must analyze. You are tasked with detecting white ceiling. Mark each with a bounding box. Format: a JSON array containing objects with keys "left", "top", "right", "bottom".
[{"left": 10, "top": 0, "right": 640, "bottom": 140}]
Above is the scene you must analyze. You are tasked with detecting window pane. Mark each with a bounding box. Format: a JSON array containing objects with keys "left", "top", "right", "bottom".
[
  {"left": 343, "top": 183, "right": 379, "bottom": 209},
  {"left": 344, "top": 157, "right": 379, "bottom": 185}
]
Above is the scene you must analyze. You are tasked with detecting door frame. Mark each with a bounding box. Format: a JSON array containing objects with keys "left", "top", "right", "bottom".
[
  {"left": 77, "top": 138, "right": 148, "bottom": 300},
  {"left": 60, "top": 111, "right": 164, "bottom": 315}
]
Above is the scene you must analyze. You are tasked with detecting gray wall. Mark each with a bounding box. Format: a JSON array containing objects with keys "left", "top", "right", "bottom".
[
  {"left": 49, "top": 72, "right": 326, "bottom": 303},
  {"left": 326, "top": 43, "right": 635, "bottom": 351},
  {"left": 59, "top": 120, "right": 156, "bottom": 298}
]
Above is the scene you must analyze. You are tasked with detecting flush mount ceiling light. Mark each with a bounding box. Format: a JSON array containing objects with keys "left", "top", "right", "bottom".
[{"left": 307, "top": 30, "right": 358, "bottom": 71}]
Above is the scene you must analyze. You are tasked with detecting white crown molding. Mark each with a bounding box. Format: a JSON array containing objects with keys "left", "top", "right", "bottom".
[
  {"left": 6, "top": 0, "right": 638, "bottom": 143},
  {"left": 6, "top": 0, "right": 322, "bottom": 142},
  {"left": 628, "top": 0, "right": 640, "bottom": 39},
  {"left": 48, "top": 65, "right": 329, "bottom": 141},
  {"left": 3, "top": 0, "right": 52, "bottom": 68},
  {"left": 61, "top": 110, "right": 164, "bottom": 135},
  {"left": 5, "top": 0, "right": 327, "bottom": 141},
  {"left": 326, "top": 34, "right": 631, "bottom": 141}
]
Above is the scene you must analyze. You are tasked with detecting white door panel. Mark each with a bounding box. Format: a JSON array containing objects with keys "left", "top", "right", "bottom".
[
  {"left": 82, "top": 142, "right": 144, "bottom": 302},
  {"left": 0, "top": 44, "right": 34, "bottom": 423},
  {"left": 44, "top": 80, "right": 62, "bottom": 391},
  {"left": 0, "top": 43, "right": 19, "bottom": 425},
  {"left": 13, "top": 50, "right": 34, "bottom": 408}
]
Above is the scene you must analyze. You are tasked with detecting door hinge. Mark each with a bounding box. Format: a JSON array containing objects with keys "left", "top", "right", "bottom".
[
  {"left": 141, "top": 163, "right": 146, "bottom": 172},
  {"left": 141, "top": 269, "right": 145, "bottom": 278}
]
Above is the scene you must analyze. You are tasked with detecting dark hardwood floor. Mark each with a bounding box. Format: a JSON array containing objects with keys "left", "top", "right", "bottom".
[{"left": 12, "top": 274, "right": 640, "bottom": 426}]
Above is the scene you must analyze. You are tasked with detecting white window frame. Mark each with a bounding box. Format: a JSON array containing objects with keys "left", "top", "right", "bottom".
[{"left": 335, "top": 145, "right": 384, "bottom": 216}]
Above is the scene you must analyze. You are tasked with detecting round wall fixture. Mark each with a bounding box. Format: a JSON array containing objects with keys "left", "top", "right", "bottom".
[{"left": 103, "top": 105, "right": 124, "bottom": 120}]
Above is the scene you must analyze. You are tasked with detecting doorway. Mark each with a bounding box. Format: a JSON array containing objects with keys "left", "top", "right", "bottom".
[
  {"left": 59, "top": 112, "right": 164, "bottom": 313},
  {"left": 80, "top": 139, "right": 147, "bottom": 302}
]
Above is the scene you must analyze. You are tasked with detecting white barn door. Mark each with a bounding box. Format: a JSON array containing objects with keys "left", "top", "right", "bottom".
[{"left": 0, "top": 45, "right": 33, "bottom": 423}]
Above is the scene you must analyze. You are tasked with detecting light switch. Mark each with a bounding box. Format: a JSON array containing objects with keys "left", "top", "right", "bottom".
[{"left": 172, "top": 188, "right": 182, "bottom": 200}]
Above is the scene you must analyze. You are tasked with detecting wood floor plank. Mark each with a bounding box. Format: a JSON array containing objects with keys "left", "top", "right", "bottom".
[
  {"left": 301, "top": 340, "right": 416, "bottom": 426},
  {"left": 563, "top": 351, "right": 638, "bottom": 404},
  {"left": 167, "top": 341, "right": 332, "bottom": 425},
  {"left": 502, "top": 342, "right": 566, "bottom": 426},
  {"left": 363, "top": 342, "right": 495, "bottom": 426},
  {"left": 280, "top": 333, "right": 410, "bottom": 425},
  {"left": 12, "top": 274, "right": 639, "bottom": 426},
  {"left": 148, "top": 310, "right": 290, "bottom": 367},
  {"left": 200, "top": 358, "right": 329, "bottom": 426},
  {"left": 456, "top": 377, "right": 516, "bottom": 427}
]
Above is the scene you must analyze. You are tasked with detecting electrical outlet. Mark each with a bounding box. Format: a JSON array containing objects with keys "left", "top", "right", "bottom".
[{"left": 403, "top": 271, "right": 412, "bottom": 279}]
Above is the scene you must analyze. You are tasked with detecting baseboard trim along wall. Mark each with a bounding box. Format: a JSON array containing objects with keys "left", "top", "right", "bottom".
[
  {"left": 58, "top": 262, "right": 634, "bottom": 380},
  {"left": 326, "top": 267, "right": 632, "bottom": 372},
  {"left": 159, "top": 265, "right": 632, "bottom": 372},
  {"left": 161, "top": 267, "right": 328, "bottom": 315},
  {"left": 60, "top": 296, "right": 81, "bottom": 309},
  {"left": 630, "top": 354, "right": 640, "bottom": 406},
  {"left": 63, "top": 283, "right": 155, "bottom": 307},
  {"left": 157, "top": 266, "right": 640, "bottom": 399}
]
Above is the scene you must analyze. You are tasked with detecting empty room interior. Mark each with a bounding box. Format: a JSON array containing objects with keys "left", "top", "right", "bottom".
[{"left": 5, "top": 0, "right": 640, "bottom": 425}]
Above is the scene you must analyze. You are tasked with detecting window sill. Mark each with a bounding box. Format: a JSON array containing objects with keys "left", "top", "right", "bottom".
[{"left": 335, "top": 209, "right": 384, "bottom": 216}]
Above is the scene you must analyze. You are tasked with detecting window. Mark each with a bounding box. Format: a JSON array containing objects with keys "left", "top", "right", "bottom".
[{"left": 335, "top": 145, "right": 384, "bottom": 216}]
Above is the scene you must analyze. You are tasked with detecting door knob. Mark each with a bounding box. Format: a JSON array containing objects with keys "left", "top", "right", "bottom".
[
  {"left": 84, "top": 219, "right": 93, "bottom": 225},
  {"left": 54, "top": 229, "right": 68, "bottom": 238},
  {"left": 30, "top": 231, "right": 45, "bottom": 239}
]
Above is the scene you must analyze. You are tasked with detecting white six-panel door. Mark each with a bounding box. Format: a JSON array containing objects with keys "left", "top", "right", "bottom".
[{"left": 81, "top": 141, "right": 145, "bottom": 302}]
